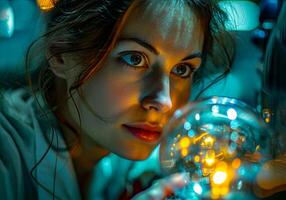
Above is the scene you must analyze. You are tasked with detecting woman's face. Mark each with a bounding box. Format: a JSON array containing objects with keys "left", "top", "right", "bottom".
[{"left": 61, "top": 2, "right": 204, "bottom": 160}]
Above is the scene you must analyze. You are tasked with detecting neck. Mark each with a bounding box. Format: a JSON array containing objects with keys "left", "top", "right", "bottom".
[
  {"left": 51, "top": 80, "right": 110, "bottom": 197},
  {"left": 55, "top": 106, "right": 109, "bottom": 198},
  {"left": 72, "top": 138, "right": 109, "bottom": 199}
]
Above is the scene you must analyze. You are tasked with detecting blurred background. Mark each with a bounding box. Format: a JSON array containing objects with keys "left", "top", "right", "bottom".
[{"left": 0, "top": 0, "right": 283, "bottom": 198}]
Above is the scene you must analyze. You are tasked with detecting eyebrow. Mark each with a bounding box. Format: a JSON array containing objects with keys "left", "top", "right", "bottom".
[
  {"left": 181, "top": 52, "right": 202, "bottom": 61},
  {"left": 118, "top": 37, "right": 202, "bottom": 61},
  {"left": 118, "top": 37, "right": 159, "bottom": 54}
]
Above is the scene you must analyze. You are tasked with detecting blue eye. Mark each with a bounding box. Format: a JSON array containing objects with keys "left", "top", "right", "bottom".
[
  {"left": 171, "top": 63, "right": 194, "bottom": 78},
  {"left": 119, "top": 51, "right": 148, "bottom": 68}
]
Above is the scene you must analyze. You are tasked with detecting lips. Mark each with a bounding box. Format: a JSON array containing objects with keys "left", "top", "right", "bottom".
[{"left": 122, "top": 123, "right": 162, "bottom": 143}]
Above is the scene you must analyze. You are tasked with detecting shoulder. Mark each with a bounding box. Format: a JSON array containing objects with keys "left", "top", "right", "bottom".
[
  {"left": 0, "top": 88, "right": 35, "bottom": 124},
  {"left": 0, "top": 88, "right": 36, "bottom": 153},
  {"left": 0, "top": 89, "right": 38, "bottom": 199},
  {"left": 0, "top": 118, "right": 36, "bottom": 199}
]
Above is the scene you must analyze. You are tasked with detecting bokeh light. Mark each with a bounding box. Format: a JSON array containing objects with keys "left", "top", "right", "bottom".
[
  {"left": 160, "top": 97, "right": 273, "bottom": 199},
  {"left": 193, "top": 183, "right": 203, "bottom": 195},
  {"left": 213, "top": 171, "right": 227, "bottom": 185},
  {"left": 36, "top": 0, "right": 57, "bottom": 11},
  {"left": 0, "top": 1, "right": 14, "bottom": 38}
]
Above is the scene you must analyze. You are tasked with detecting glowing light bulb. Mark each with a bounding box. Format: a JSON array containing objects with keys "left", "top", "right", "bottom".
[{"left": 160, "top": 97, "right": 273, "bottom": 199}]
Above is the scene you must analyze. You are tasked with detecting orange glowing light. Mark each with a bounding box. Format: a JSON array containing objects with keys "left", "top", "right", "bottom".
[
  {"left": 195, "top": 132, "right": 208, "bottom": 143},
  {"left": 265, "top": 117, "right": 271, "bottom": 123},
  {"left": 205, "top": 150, "right": 216, "bottom": 166},
  {"left": 202, "top": 167, "right": 211, "bottom": 176},
  {"left": 210, "top": 161, "right": 234, "bottom": 198},
  {"left": 37, "top": 0, "right": 57, "bottom": 11},
  {"left": 194, "top": 155, "right": 200, "bottom": 162},
  {"left": 179, "top": 136, "right": 191, "bottom": 148},
  {"left": 231, "top": 158, "right": 241, "bottom": 169},
  {"left": 211, "top": 188, "right": 221, "bottom": 199},
  {"left": 221, "top": 186, "right": 229, "bottom": 195},
  {"left": 216, "top": 161, "right": 228, "bottom": 170},
  {"left": 181, "top": 148, "right": 188, "bottom": 157},
  {"left": 204, "top": 136, "right": 215, "bottom": 148},
  {"left": 215, "top": 152, "right": 224, "bottom": 160},
  {"left": 212, "top": 187, "right": 220, "bottom": 196}
]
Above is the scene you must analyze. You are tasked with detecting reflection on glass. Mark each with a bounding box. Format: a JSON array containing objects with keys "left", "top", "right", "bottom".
[{"left": 160, "top": 97, "right": 273, "bottom": 199}]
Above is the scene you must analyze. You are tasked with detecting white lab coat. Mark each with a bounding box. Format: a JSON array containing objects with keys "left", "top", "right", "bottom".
[{"left": 0, "top": 89, "right": 81, "bottom": 200}]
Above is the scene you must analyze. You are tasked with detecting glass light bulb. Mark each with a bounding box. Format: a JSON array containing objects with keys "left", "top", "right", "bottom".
[{"left": 160, "top": 97, "right": 273, "bottom": 199}]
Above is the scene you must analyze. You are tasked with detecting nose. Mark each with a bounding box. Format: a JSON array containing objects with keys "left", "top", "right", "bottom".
[{"left": 140, "top": 73, "right": 172, "bottom": 113}]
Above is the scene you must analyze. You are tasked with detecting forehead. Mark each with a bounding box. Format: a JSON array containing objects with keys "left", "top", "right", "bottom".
[{"left": 119, "top": 0, "right": 204, "bottom": 52}]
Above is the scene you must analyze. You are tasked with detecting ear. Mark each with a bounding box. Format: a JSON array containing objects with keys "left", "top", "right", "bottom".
[{"left": 46, "top": 48, "right": 71, "bottom": 79}]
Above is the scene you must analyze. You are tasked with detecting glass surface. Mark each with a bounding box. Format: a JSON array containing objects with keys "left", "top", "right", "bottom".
[{"left": 160, "top": 97, "right": 273, "bottom": 199}]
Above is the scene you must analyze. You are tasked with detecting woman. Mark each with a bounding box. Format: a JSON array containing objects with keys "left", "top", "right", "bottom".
[{"left": 0, "top": 0, "right": 233, "bottom": 199}]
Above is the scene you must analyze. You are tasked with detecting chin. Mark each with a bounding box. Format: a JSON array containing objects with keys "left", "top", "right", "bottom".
[{"left": 114, "top": 145, "right": 155, "bottom": 161}]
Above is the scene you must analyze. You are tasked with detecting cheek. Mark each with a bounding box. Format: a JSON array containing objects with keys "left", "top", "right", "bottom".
[
  {"left": 170, "top": 79, "right": 191, "bottom": 110},
  {"left": 81, "top": 70, "right": 141, "bottom": 117}
]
